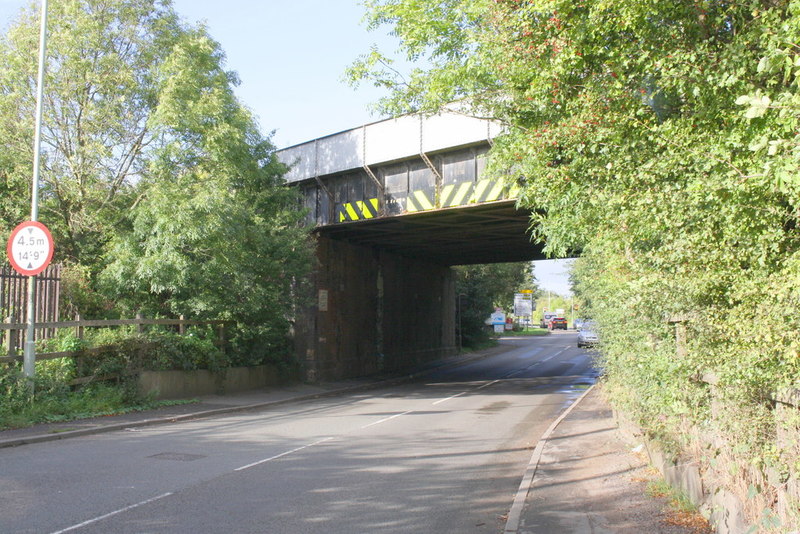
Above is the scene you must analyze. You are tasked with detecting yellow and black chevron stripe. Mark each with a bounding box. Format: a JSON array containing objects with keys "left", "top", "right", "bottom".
[
  {"left": 471, "top": 178, "right": 507, "bottom": 203},
  {"left": 337, "top": 198, "right": 380, "bottom": 222},
  {"left": 406, "top": 190, "right": 435, "bottom": 212},
  {"left": 440, "top": 182, "right": 473, "bottom": 208}
]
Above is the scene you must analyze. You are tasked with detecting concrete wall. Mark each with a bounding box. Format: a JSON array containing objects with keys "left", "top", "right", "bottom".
[
  {"left": 138, "top": 365, "right": 281, "bottom": 400},
  {"left": 295, "top": 235, "right": 457, "bottom": 381}
]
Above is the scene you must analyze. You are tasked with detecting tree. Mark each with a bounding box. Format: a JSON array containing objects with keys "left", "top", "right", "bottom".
[
  {"left": 0, "top": 0, "right": 313, "bottom": 360},
  {"left": 0, "top": 0, "right": 188, "bottom": 265},
  {"left": 455, "top": 262, "right": 530, "bottom": 348},
  {"left": 101, "top": 24, "right": 313, "bottom": 357},
  {"left": 352, "top": 0, "right": 800, "bottom": 525},
  {"left": 97, "top": 9, "right": 313, "bottom": 359}
]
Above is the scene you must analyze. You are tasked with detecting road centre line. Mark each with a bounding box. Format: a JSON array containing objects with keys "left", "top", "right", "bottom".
[
  {"left": 431, "top": 391, "right": 466, "bottom": 405},
  {"left": 431, "top": 350, "right": 566, "bottom": 405},
  {"left": 430, "top": 348, "right": 570, "bottom": 406},
  {"left": 50, "top": 492, "right": 174, "bottom": 534},
  {"left": 50, "top": 345, "right": 575, "bottom": 534},
  {"left": 505, "top": 348, "right": 566, "bottom": 379},
  {"left": 235, "top": 437, "right": 335, "bottom": 471},
  {"left": 360, "top": 410, "right": 415, "bottom": 429}
]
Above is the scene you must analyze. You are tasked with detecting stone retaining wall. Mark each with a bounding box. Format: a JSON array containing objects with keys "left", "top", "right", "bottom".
[{"left": 614, "top": 408, "right": 751, "bottom": 534}]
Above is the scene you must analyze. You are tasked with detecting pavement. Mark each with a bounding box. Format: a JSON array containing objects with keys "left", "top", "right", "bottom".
[
  {"left": 508, "top": 385, "right": 702, "bottom": 534},
  {"left": 0, "top": 348, "right": 697, "bottom": 534}
]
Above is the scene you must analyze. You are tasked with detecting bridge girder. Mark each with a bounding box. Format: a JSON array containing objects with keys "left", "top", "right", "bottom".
[{"left": 316, "top": 199, "right": 545, "bottom": 266}]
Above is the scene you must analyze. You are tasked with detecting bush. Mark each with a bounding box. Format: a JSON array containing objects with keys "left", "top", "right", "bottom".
[{"left": 82, "top": 326, "right": 226, "bottom": 373}]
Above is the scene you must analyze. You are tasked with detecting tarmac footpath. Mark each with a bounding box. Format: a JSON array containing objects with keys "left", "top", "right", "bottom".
[{"left": 508, "top": 385, "right": 707, "bottom": 534}]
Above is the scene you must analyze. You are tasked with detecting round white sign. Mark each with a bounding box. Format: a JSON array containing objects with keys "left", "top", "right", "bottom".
[{"left": 6, "top": 221, "right": 54, "bottom": 276}]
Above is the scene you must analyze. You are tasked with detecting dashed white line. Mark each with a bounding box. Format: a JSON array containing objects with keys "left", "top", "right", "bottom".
[
  {"left": 360, "top": 410, "right": 414, "bottom": 428},
  {"left": 432, "top": 392, "right": 466, "bottom": 405},
  {"left": 235, "top": 437, "right": 335, "bottom": 471},
  {"left": 51, "top": 347, "right": 576, "bottom": 533},
  {"left": 50, "top": 492, "right": 174, "bottom": 534}
]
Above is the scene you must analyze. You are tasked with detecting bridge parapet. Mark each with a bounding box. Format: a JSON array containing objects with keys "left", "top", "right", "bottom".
[{"left": 277, "top": 111, "right": 514, "bottom": 227}]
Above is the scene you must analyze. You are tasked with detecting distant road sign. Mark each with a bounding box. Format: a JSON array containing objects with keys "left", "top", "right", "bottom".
[
  {"left": 491, "top": 310, "right": 506, "bottom": 325},
  {"left": 6, "top": 221, "right": 54, "bottom": 276},
  {"left": 514, "top": 292, "right": 533, "bottom": 317}
]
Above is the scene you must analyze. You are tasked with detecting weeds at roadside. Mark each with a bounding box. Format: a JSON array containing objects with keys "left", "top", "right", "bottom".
[
  {"left": 0, "top": 383, "right": 197, "bottom": 431},
  {"left": 646, "top": 477, "right": 712, "bottom": 534}
]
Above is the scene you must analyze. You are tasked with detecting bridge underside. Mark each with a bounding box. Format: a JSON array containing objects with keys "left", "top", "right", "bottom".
[
  {"left": 316, "top": 200, "right": 545, "bottom": 266},
  {"left": 279, "top": 124, "right": 550, "bottom": 381},
  {"left": 296, "top": 201, "right": 546, "bottom": 381}
]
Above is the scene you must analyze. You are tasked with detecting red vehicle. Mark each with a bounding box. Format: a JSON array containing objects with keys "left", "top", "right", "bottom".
[{"left": 548, "top": 317, "right": 568, "bottom": 330}]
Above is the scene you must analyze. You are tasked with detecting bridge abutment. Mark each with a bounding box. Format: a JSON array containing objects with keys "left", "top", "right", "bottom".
[{"left": 295, "top": 236, "right": 457, "bottom": 381}]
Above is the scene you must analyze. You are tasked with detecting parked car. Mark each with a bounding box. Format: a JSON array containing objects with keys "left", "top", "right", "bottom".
[{"left": 577, "top": 322, "right": 599, "bottom": 347}]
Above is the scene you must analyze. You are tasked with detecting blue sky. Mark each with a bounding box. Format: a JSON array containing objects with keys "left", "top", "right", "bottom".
[
  {"left": 534, "top": 259, "right": 573, "bottom": 297},
  {"left": 0, "top": 0, "right": 395, "bottom": 148},
  {"left": 0, "top": 0, "right": 573, "bottom": 294}
]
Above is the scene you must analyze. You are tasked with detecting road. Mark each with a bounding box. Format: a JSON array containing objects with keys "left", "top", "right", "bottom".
[{"left": 1, "top": 332, "right": 597, "bottom": 534}]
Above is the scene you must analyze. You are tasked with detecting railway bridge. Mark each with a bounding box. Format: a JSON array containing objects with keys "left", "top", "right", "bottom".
[{"left": 277, "top": 111, "right": 545, "bottom": 380}]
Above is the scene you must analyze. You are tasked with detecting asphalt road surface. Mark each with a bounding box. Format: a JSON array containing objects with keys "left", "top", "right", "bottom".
[{"left": 1, "top": 332, "right": 597, "bottom": 534}]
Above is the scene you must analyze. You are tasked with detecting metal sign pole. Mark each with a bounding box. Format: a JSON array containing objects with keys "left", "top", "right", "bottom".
[{"left": 23, "top": 0, "right": 49, "bottom": 385}]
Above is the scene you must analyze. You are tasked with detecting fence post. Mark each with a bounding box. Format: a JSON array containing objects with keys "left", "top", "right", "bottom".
[
  {"left": 136, "top": 311, "right": 143, "bottom": 334},
  {"left": 74, "top": 313, "right": 84, "bottom": 340},
  {"left": 179, "top": 314, "right": 185, "bottom": 335},
  {"left": 4, "top": 315, "right": 15, "bottom": 359}
]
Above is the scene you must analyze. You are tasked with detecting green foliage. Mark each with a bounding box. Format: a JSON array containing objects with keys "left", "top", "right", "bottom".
[
  {"left": 502, "top": 327, "right": 548, "bottom": 337},
  {"left": 355, "top": 0, "right": 800, "bottom": 526},
  {"left": 59, "top": 263, "right": 113, "bottom": 319},
  {"left": 0, "top": 0, "right": 184, "bottom": 266},
  {"left": 0, "top": 360, "right": 195, "bottom": 430},
  {"left": 83, "top": 326, "right": 226, "bottom": 374},
  {"left": 455, "top": 261, "right": 531, "bottom": 348},
  {"left": 532, "top": 291, "right": 573, "bottom": 323},
  {"left": 0, "top": 0, "right": 314, "bottom": 366}
]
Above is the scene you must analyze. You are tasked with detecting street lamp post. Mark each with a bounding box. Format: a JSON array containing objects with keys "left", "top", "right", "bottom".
[{"left": 23, "top": 0, "right": 49, "bottom": 386}]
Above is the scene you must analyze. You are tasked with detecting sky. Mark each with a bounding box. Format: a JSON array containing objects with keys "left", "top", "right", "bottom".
[
  {"left": 0, "top": 0, "right": 573, "bottom": 295},
  {"left": 0, "top": 0, "right": 396, "bottom": 148},
  {"left": 533, "top": 259, "right": 573, "bottom": 297}
]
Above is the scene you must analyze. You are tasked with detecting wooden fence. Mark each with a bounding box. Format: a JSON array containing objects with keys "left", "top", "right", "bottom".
[
  {"left": 0, "top": 315, "right": 232, "bottom": 367},
  {"left": 0, "top": 263, "right": 61, "bottom": 348}
]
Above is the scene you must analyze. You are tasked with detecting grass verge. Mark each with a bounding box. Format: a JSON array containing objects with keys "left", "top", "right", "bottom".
[
  {"left": 0, "top": 383, "right": 196, "bottom": 431},
  {"left": 498, "top": 328, "right": 550, "bottom": 337}
]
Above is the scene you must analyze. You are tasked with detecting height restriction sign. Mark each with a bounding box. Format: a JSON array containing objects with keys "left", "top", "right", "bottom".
[{"left": 6, "top": 221, "right": 54, "bottom": 276}]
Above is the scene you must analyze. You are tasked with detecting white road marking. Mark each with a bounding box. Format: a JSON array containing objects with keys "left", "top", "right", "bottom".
[
  {"left": 432, "top": 392, "right": 466, "bottom": 405},
  {"left": 434, "top": 349, "right": 566, "bottom": 404},
  {"left": 235, "top": 437, "right": 334, "bottom": 471},
  {"left": 360, "top": 410, "right": 414, "bottom": 428},
  {"left": 50, "top": 492, "right": 174, "bottom": 534},
  {"left": 50, "top": 342, "right": 581, "bottom": 534}
]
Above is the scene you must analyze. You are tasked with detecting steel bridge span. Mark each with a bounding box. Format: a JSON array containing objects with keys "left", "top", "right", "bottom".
[{"left": 277, "top": 111, "right": 544, "bottom": 381}]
